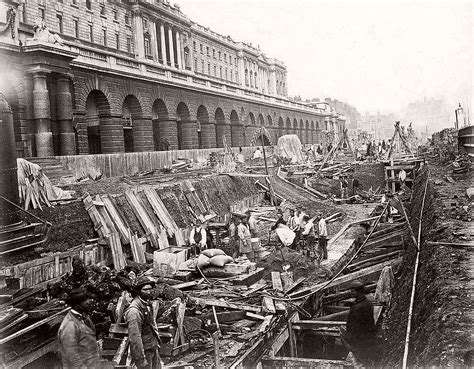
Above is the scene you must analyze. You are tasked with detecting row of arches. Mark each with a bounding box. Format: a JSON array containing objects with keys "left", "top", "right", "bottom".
[{"left": 81, "top": 89, "right": 341, "bottom": 155}]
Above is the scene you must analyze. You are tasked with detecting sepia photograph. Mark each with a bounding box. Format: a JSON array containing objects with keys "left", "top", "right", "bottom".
[{"left": 0, "top": 0, "right": 472, "bottom": 367}]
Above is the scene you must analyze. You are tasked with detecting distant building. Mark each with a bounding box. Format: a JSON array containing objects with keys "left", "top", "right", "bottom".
[
  {"left": 358, "top": 112, "right": 397, "bottom": 142},
  {"left": 403, "top": 97, "right": 450, "bottom": 136}
]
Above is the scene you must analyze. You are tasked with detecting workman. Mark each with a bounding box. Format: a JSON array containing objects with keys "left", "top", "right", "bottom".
[
  {"left": 245, "top": 210, "right": 258, "bottom": 237},
  {"left": 340, "top": 176, "right": 349, "bottom": 199},
  {"left": 340, "top": 280, "right": 377, "bottom": 365},
  {"left": 271, "top": 209, "right": 287, "bottom": 231},
  {"left": 189, "top": 221, "right": 207, "bottom": 256},
  {"left": 252, "top": 147, "right": 263, "bottom": 160},
  {"left": 228, "top": 217, "right": 239, "bottom": 259},
  {"left": 237, "top": 217, "right": 253, "bottom": 260},
  {"left": 125, "top": 276, "right": 162, "bottom": 369},
  {"left": 352, "top": 177, "right": 360, "bottom": 196},
  {"left": 398, "top": 168, "right": 407, "bottom": 184},
  {"left": 301, "top": 215, "right": 317, "bottom": 263},
  {"left": 317, "top": 214, "right": 328, "bottom": 260},
  {"left": 287, "top": 209, "right": 301, "bottom": 249},
  {"left": 58, "top": 286, "right": 102, "bottom": 369}
]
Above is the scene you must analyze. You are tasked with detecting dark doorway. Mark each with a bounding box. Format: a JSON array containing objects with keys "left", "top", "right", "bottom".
[{"left": 87, "top": 126, "right": 101, "bottom": 154}]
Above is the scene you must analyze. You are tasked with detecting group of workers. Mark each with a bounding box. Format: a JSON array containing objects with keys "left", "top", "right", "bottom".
[
  {"left": 58, "top": 275, "right": 163, "bottom": 369},
  {"left": 271, "top": 208, "right": 328, "bottom": 264}
]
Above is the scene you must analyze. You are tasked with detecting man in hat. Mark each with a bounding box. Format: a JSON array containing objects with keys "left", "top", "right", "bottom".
[
  {"left": 245, "top": 210, "right": 258, "bottom": 238},
  {"left": 189, "top": 221, "right": 207, "bottom": 256},
  {"left": 317, "top": 214, "right": 328, "bottom": 260},
  {"left": 340, "top": 280, "right": 376, "bottom": 365},
  {"left": 125, "top": 276, "right": 162, "bottom": 369},
  {"left": 58, "top": 286, "right": 102, "bottom": 369},
  {"left": 271, "top": 209, "right": 287, "bottom": 231}
]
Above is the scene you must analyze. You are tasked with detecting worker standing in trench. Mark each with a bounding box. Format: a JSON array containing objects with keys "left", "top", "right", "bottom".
[
  {"left": 340, "top": 280, "right": 377, "bottom": 366},
  {"left": 57, "top": 286, "right": 103, "bottom": 369},
  {"left": 125, "top": 276, "right": 163, "bottom": 369}
]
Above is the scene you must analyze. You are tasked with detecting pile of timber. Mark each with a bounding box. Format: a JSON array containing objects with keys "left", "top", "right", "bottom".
[
  {"left": 181, "top": 180, "right": 217, "bottom": 223},
  {"left": 83, "top": 188, "right": 186, "bottom": 270},
  {"left": 319, "top": 163, "right": 354, "bottom": 178},
  {"left": 17, "top": 159, "right": 75, "bottom": 210}
]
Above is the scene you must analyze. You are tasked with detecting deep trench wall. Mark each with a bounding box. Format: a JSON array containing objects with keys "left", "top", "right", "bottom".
[
  {"left": 379, "top": 169, "right": 464, "bottom": 366},
  {"left": 354, "top": 162, "right": 385, "bottom": 191}
]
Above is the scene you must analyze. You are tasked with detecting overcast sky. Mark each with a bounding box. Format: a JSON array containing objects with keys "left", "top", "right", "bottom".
[{"left": 177, "top": 0, "right": 472, "bottom": 117}]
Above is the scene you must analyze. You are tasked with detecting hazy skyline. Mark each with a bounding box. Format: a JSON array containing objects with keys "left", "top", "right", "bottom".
[{"left": 177, "top": 0, "right": 472, "bottom": 121}]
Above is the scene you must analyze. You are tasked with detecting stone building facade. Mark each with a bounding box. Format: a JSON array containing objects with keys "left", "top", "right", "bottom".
[{"left": 0, "top": 0, "right": 342, "bottom": 158}]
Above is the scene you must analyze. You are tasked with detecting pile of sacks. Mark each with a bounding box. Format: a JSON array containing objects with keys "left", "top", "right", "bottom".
[{"left": 196, "top": 249, "right": 234, "bottom": 269}]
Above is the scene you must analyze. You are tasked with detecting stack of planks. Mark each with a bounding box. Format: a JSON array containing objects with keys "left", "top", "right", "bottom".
[
  {"left": 181, "top": 180, "right": 215, "bottom": 223},
  {"left": 83, "top": 187, "right": 186, "bottom": 270}
]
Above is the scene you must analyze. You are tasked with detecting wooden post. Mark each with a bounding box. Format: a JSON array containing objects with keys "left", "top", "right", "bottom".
[
  {"left": 260, "top": 128, "right": 275, "bottom": 206},
  {"left": 212, "top": 331, "right": 220, "bottom": 368}
]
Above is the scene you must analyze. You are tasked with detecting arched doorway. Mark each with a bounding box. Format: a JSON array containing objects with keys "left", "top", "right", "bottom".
[
  {"left": 84, "top": 90, "right": 114, "bottom": 154},
  {"left": 122, "top": 95, "right": 143, "bottom": 153},
  {"left": 215, "top": 108, "right": 229, "bottom": 148},
  {"left": 177, "top": 102, "right": 196, "bottom": 150},
  {"left": 152, "top": 99, "right": 169, "bottom": 151}
]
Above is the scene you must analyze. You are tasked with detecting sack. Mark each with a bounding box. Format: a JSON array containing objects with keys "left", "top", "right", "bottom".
[
  {"left": 209, "top": 255, "right": 234, "bottom": 267},
  {"left": 202, "top": 248, "right": 226, "bottom": 258},
  {"left": 193, "top": 228, "right": 203, "bottom": 244},
  {"left": 196, "top": 254, "right": 211, "bottom": 268}
]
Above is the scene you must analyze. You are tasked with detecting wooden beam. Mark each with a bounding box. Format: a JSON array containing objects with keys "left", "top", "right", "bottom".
[
  {"left": 293, "top": 320, "right": 346, "bottom": 328},
  {"left": 261, "top": 356, "right": 352, "bottom": 368},
  {"left": 191, "top": 297, "right": 262, "bottom": 313},
  {"left": 289, "top": 258, "right": 402, "bottom": 299}
]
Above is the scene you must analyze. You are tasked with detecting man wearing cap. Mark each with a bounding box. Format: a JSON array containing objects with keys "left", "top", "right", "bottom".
[
  {"left": 189, "top": 221, "right": 207, "bottom": 256},
  {"left": 271, "top": 209, "right": 286, "bottom": 231},
  {"left": 245, "top": 210, "right": 258, "bottom": 238},
  {"left": 58, "top": 287, "right": 102, "bottom": 369},
  {"left": 125, "top": 276, "right": 162, "bottom": 369},
  {"left": 340, "top": 280, "right": 377, "bottom": 365}
]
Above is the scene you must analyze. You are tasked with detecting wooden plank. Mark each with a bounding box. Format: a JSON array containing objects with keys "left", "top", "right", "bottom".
[
  {"left": 262, "top": 297, "right": 276, "bottom": 314},
  {"left": 94, "top": 195, "right": 118, "bottom": 238},
  {"left": 289, "top": 258, "right": 402, "bottom": 298},
  {"left": 144, "top": 188, "right": 175, "bottom": 237},
  {"left": 106, "top": 231, "right": 126, "bottom": 271},
  {"left": 283, "top": 277, "right": 306, "bottom": 294},
  {"left": 174, "top": 281, "right": 198, "bottom": 290},
  {"left": 102, "top": 195, "right": 130, "bottom": 243},
  {"left": 124, "top": 190, "right": 161, "bottom": 248},
  {"left": 271, "top": 271, "right": 283, "bottom": 292},
  {"left": 261, "top": 356, "right": 352, "bottom": 368},
  {"left": 259, "top": 315, "right": 274, "bottom": 333},
  {"left": 112, "top": 337, "right": 129, "bottom": 365},
  {"left": 83, "top": 193, "right": 109, "bottom": 238},
  {"left": 293, "top": 320, "right": 346, "bottom": 328},
  {"left": 191, "top": 297, "right": 262, "bottom": 313},
  {"left": 201, "top": 310, "right": 247, "bottom": 324},
  {"left": 0, "top": 308, "right": 70, "bottom": 345},
  {"left": 129, "top": 230, "right": 146, "bottom": 264}
]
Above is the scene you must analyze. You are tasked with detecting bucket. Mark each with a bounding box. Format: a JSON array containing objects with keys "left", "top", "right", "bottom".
[{"left": 251, "top": 237, "right": 261, "bottom": 251}]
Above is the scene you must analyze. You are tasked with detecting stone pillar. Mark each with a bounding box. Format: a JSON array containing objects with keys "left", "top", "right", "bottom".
[
  {"left": 132, "top": 116, "right": 154, "bottom": 152},
  {"left": 158, "top": 119, "right": 178, "bottom": 150},
  {"left": 175, "top": 30, "right": 182, "bottom": 69},
  {"left": 99, "top": 114, "right": 125, "bottom": 153},
  {"left": 160, "top": 23, "right": 167, "bottom": 65},
  {"left": 56, "top": 76, "right": 75, "bottom": 155},
  {"left": 216, "top": 123, "right": 231, "bottom": 148},
  {"left": 0, "top": 98, "right": 20, "bottom": 225},
  {"left": 238, "top": 52, "right": 244, "bottom": 86},
  {"left": 180, "top": 120, "right": 198, "bottom": 149},
  {"left": 74, "top": 113, "right": 88, "bottom": 155},
  {"left": 200, "top": 121, "right": 216, "bottom": 149},
  {"left": 231, "top": 125, "right": 244, "bottom": 148},
  {"left": 32, "top": 72, "right": 53, "bottom": 157},
  {"left": 168, "top": 25, "right": 175, "bottom": 68},
  {"left": 133, "top": 12, "right": 145, "bottom": 59},
  {"left": 149, "top": 19, "right": 159, "bottom": 61}
]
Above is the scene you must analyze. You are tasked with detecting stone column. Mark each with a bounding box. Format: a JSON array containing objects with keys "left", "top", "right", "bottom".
[
  {"left": 168, "top": 25, "right": 175, "bottom": 68},
  {"left": 132, "top": 116, "right": 154, "bottom": 152},
  {"left": 231, "top": 125, "right": 244, "bottom": 148},
  {"left": 216, "top": 123, "right": 231, "bottom": 148},
  {"left": 74, "top": 113, "right": 88, "bottom": 155},
  {"left": 149, "top": 19, "right": 159, "bottom": 61},
  {"left": 158, "top": 119, "right": 178, "bottom": 150},
  {"left": 238, "top": 52, "right": 244, "bottom": 86},
  {"left": 99, "top": 114, "right": 125, "bottom": 153},
  {"left": 0, "top": 98, "right": 20, "bottom": 225},
  {"left": 269, "top": 67, "right": 277, "bottom": 95},
  {"left": 56, "top": 76, "right": 75, "bottom": 155},
  {"left": 160, "top": 22, "right": 167, "bottom": 65},
  {"left": 180, "top": 120, "right": 198, "bottom": 149},
  {"left": 32, "top": 71, "right": 53, "bottom": 157},
  {"left": 133, "top": 12, "right": 145, "bottom": 59},
  {"left": 200, "top": 121, "right": 216, "bottom": 149},
  {"left": 175, "top": 29, "right": 182, "bottom": 69}
]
